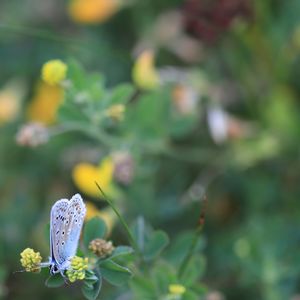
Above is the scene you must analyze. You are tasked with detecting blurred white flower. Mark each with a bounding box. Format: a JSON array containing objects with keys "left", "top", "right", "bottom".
[
  {"left": 16, "top": 122, "right": 49, "bottom": 147},
  {"left": 207, "top": 106, "right": 229, "bottom": 144}
]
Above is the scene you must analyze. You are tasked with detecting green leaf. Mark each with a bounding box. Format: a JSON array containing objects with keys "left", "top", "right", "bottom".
[
  {"left": 85, "top": 270, "right": 99, "bottom": 284},
  {"left": 81, "top": 270, "right": 102, "bottom": 300},
  {"left": 164, "top": 231, "right": 204, "bottom": 268},
  {"left": 83, "top": 217, "right": 107, "bottom": 249},
  {"left": 57, "top": 102, "right": 89, "bottom": 125},
  {"left": 151, "top": 262, "right": 177, "bottom": 294},
  {"left": 130, "top": 275, "right": 157, "bottom": 300},
  {"left": 45, "top": 274, "right": 65, "bottom": 288},
  {"left": 99, "top": 259, "right": 132, "bottom": 286},
  {"left": 67, "top": 59, "right": 86, "bottom": 89},
  {"left": 182, "top": 290, "right": 200, "bottom": 300},
  {"left": 144, "top": 230, "right": 170, "bottom": 260},
  {"left": 181, "top": 254, "right": 206, "bottom": 285},
  {"left": 110, "top": 246, "right": 134, "bottom": 260},
  {"left": 110, "top": 84, "right": 135, "bottom": 105},
  {"left": 125, "top": 91, "right": 170, "bottom": 141},
  {"left": 131, "top": 216, "right": 149, "bottom": 252}
]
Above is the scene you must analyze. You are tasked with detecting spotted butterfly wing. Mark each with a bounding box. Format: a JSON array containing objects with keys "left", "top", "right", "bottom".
[
  {"left": 50, "top": 194, "right": 86, "bottom": 268},
  {"left": 57, "top": 194, "right": 86, "bottom": 264},
  {"left": 50, "top": 199, "right": 69, "bottom": 265}
]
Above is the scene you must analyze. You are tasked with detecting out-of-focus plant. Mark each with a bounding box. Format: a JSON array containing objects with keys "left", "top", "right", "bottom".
[{"left": 18, "top": 58, "right": 207, "bottom": 299}]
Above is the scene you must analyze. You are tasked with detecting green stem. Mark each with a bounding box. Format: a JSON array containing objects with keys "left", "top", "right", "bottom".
[
  {"left": 178, "top": 226, "right": 203, "bottom": 278},
  {"left": 95, "top": 182, "right": 140, "bottom": 254},
  {"left": 178, "top": 196, "right": 207, "bottom": 278}
]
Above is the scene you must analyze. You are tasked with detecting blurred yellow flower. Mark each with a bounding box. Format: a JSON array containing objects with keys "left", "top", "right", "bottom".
[
  {"left": 41, "top": 59, "right": 67, "bottom": 86},
  {"left": 105, "top": 104, "right": 125, "bottom": 121},
  {"left": 132, "top": 50, "right": 160, "bottom": 90},
  {"left": 27, "top": 81, "right": 64, "bottom": 125},
  {"left": 85, "top": 202, "right": 116, "bottom": 233},
  {"left": 20, "top": 248, "right": 42, "bottom": 273},
  {"left": 168, "top": 284, "right": 186, "bottom": 296},
  {"left": 66, "top": 256, "right": 88, "bottom": 283},
  {"left": 0, "top": 79, "right": 25, "bottom": 125},
  {"left": 68, "top": 0, "right": 121, "bottom": 24},
  {"left": 72, "top": 157, "right": 114, "bottom": 198}
]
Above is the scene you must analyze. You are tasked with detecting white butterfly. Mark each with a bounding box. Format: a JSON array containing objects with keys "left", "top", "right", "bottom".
[{"left": 41, "top": 194, "right": 86, "bottom": 276}]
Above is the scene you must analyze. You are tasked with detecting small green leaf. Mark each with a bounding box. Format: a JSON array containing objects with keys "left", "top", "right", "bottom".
[
  {"left": 181, "top": 254, "right": 206, "bottom": 285},
  {"left": 110, "top": 246, "right": 134, "bottom": 260},
  {"left": 151, "top": 262, "right": 177, "bottom": 294},
  {"left": 57, "top": 102, "right": 89, "bottom": 124},
  {"left": 99, "top": 259, "right": 132, "bottom": 286},
  {"left": 110, "top": 84, "right": 135, "bottom": 105},
  {"left": 85, "top": 270, "right": 99, "bottom": 284},
  {"left": 130, "top": 275, "right": 157, "bottom": 300},
  {"left": 182, "top": 290, "right": 201, "bottom": 300},
  {"left": 81, "top": 271, "right": 102, "bottom": 300},
  {"left": 83, "top": 217, "right": 107, "bottom": 248},
  {"left": 45, "top": 274, "right": 65, "bottom": 288},
  {"left": 144, "top": 230, "right": 170, "bottom": 260}
]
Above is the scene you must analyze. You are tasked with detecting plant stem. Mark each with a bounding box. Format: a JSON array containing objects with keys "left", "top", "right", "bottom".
[
  {"left": 95, "top": 182, "right": 140, "bottom": 254},
  {"left": 178, "top": 195, "right": 208, "bottom": 278}
]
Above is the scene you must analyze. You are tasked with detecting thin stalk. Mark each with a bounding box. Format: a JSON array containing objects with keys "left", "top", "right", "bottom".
[
  {"left": 95, "top": 182, "right": 140, "bottom": 254},
  {"left": 178, "top": 195, "right": 208, "bottom": 278}
]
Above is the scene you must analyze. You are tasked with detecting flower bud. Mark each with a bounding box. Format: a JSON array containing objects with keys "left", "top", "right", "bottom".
[{"left": 89, "top": 238, "right": 114, "bottom": 257}]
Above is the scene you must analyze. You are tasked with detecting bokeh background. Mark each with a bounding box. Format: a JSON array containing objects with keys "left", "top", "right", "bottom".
[{"left": 1, "top": 0, "right": 300, "bottom": 299}]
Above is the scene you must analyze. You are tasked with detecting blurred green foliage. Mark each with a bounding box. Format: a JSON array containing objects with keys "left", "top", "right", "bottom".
[{"left": 1, "top": 0, "right": 300, "bottom": 299}]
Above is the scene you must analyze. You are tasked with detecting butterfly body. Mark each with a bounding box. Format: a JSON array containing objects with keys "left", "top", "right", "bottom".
[{"left": 44, "top": 194, "right": 86, "bottom": 276}]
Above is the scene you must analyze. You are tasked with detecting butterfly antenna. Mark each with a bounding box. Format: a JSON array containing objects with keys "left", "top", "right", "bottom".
[{"left": 13, "top": 269, "right": 26, "bottom": 274}]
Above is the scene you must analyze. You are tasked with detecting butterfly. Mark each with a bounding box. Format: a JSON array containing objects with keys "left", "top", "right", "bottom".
[{"left": 41, "top": 194, "right": 86, "bottom": 276}]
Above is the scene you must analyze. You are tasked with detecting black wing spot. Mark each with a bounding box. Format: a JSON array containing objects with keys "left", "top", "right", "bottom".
[{"left": 56, "top": 230, "right": 59, "bottom": 235}]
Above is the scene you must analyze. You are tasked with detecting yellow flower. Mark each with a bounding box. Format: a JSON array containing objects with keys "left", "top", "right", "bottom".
[
  {"left": 0, "top": 79, "right": 25, "bottom": 125},
  {"left": 72, "top": 157, "right": 114, "bottom": 198},
  {"left": 41, "top": 59, "right": 67, "bottom": 86},
  {"left": 168, "top": 284, "right": 186, "bottom": 296},
  {"left": 132, "top": 50, "right": 160, "bottom": 90},
  {"left": 68, "top": 0, "right": 121, "bottom": 24},
  {"left": 27, "top": 81, "right": 64, "bottom": 125},
  {"left": 105, "top": 104, "right": 125, "bottom": 121},
  {"left": 66, "top": 256, "right": 88, "bottom": 283},
  {"left": 85, "top": 202, "right": 116, "bottom": 234},
  {"left": 20, "top": 248, "right": 42, "bottom": 273}
]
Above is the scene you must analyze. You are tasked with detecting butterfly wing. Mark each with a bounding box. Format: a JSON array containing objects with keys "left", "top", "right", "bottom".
[
  {"left": 50, "top": 199, "right": 69, "bottom": 263},
  {"left": 56, "top": 194, "right": 86, "bottom": 264}
]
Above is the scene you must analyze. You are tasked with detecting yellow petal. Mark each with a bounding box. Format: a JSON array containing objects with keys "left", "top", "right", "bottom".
[
  {"left": 72, "top": 158, "right": 114, "bottom": 198},
  {"left": 168, "top": 284, "right": 186, "bottom": 295},
  {"left": 27, "top": 81, "right": 64, "bottom": 125},
  {"left": 132, "top": 50, "right": 160, "bottom": 90},
  {"left": 68, "top": 0, "right": 121, "bottom": 24}
]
